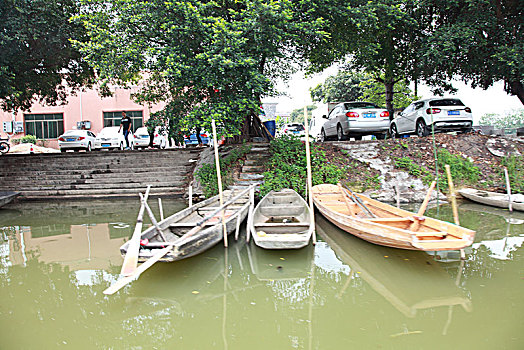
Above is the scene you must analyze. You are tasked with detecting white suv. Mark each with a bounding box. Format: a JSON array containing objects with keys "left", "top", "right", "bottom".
[{"left": 390, "top": 98, "right": 473, "bottom": 138}]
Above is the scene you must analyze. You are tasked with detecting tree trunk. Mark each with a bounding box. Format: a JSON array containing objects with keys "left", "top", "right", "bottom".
[
  {"left": 509, "top": 80, "right": 524, "bottom": 105},
  {"left": 384, "top": 81, "right": 395, "bottom": 121}
]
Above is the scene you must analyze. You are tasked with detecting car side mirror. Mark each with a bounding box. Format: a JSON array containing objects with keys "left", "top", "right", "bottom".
[{"left": 322, "top": 114, "right": 328, "bottom": 119}]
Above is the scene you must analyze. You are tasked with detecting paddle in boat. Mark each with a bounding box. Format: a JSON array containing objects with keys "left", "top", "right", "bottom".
[
  {"left": 119, "top": 188, "right": 251, "bottom": 263},
  {"left": 249, "top": 189, "right": 314, "bottom": 249},
  {"left": 312, "top": 183, "right": 475, "bottom": 251},
  {"left": 458, "top": 188, "right": 524, "bottom": 212}
]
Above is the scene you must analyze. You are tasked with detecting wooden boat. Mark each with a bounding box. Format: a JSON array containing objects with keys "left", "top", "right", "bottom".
[
  {"left": 458, "top": 188, "right": 524, "bottom": 212},
  {"left": 315, "top": 214, "right": 472, "bottom": 318},
  {"left": 120, "top": 190, "right": 250, "bottom": 262},
  {"left": 0, "top": 191, "right": 20, "bottom": 208},
  {"left": 249, "top": 189, "right": 313, "bottom": 249},
  {"left": 312, "top": 184, "right": 475, "bottom": 251}
]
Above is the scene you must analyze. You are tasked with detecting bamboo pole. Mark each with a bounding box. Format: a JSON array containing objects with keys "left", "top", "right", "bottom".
[
  {"left": 417, "top": 180, "right": 437, "bottom": 217},
  {"left": 504, "top": 167, "right": 513, "bottom": 212},
  {"left": 444, "top": 165, "right": 459, "bottom": 225},
  {"left": 304, "top": 106, "right": 316, "bottom": 245},
  {"left": 246, "top": 186, "right": 254, "bottom": 242},
  {"left": 212, "top": 119, "right": 228, "bottom": 247},
  {"left": 189, "top": 185, "right": 193, "bottom": 208}
]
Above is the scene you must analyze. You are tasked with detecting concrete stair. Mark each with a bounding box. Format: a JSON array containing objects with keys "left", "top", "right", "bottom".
[
  {"left": 0, "top": 148, "right": 202, "bottom": 199},
  {"left": 229, "top": 143, "right": 270, "bottom": 191}
]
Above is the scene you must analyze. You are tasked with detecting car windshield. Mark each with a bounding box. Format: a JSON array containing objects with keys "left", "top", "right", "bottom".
[
  {"left": 63, "top": 130, "right": 78, "bottom": 135},
  {"left": 429, "top": 99, "right": 465, "bottom": 107},
  {"left": 344, "top": 102, "right": 379, "bottom": 109}
]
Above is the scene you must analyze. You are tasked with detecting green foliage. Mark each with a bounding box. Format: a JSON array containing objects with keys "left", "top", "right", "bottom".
[
  {"left": 196, "top": 145, "right": 251, "bottom": 198},
  {"left": 74, "top": 0, "right": 327, "bottom": 137},
  {"left": 0, "top": 0, "right": 94, "bottom": 112},
  {"left": 310, "top": 71, "right": 367, "bottom": 103},
  {"left": 359, "top": 74, "right": 417, "bottom": 110},
  {"left": 260, "top": 135, "right": 344, "bottom": 198},
  {"left": 479, "top": 109, "right": 524, "bottom": 129},
  {"left": 394, "top": 157, "right": 434, "bottom": 185},
  {"left": 500, "top": 156, "right": 524, "bottom": 194},
  {"left": 437, "top": 149, "right": 480, "bottom": 188},
  {"left": 289, "top": 105, "right": 317, "bottom": 123},
  {"left": 19, "top": 135, "right": 37, "bottom": 144},
  {"left": 420, "top": 0, "right": 524, "bottom": 104}
]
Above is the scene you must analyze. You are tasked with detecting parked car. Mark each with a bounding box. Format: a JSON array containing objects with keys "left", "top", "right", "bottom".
[
  {"left": 133, "top": 126, "right": 167, "bottom": 149},
  {"left": 319, "top": 101, "right": 390, "bottom": 141},
  {"left": 184, "top": 131, "right": 210, "bottom": 146},
  {"left": 278, "top": 123, "right": 306, "bottom": 137},
  {"left": 58, "top": 130, "right": 97, "bottom": 152},
  {"left": 390, "top": 98, "right": 473, "bottom": 138},
  {"left": 94, "top": 126, "right": 134, "bottom": 150}
]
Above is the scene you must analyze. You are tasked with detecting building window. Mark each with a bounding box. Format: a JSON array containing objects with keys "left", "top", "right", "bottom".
[
  {"left": 103, "top": 111, "right": 143, "bottom": 131},
  {"left": 24, "top": 113, "right": 64, "bottom": 139}
]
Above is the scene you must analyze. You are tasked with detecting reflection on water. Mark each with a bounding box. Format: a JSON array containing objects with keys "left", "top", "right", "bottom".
[{"left": 0, "top": 198, "right": 523, "bottom": 349}]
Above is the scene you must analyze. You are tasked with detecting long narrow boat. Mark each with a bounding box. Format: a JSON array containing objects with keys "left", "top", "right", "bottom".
[
  {"left": 458, "top": 188, "right": 524, "bottom": 212},
  {"left": 312, "top": 184, "right": 475, "bottom": 251},
  {"left": 250, "top": 189, "right": 313, "bottom": 249},
  {"left": 120, "top": 190, "right": 250, "bottom": 263},
  {"left": 0, "top": 191, "right": 20, "bottom": 208}
]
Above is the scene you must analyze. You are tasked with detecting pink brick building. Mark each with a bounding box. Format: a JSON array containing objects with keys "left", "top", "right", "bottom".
[{"left": 0, "top": 85, "right": 165, "bottom": 149}]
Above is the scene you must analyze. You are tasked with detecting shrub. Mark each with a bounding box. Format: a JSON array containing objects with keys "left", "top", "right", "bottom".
[
  {"left": 19, "top": 135, "right": 37, "bottom": 144},
  {"left": 500, "top": 155, "right": 524, "bottom": 194},
  {"left": 260, "top": 135, "right": 344, "bottom": 198}
]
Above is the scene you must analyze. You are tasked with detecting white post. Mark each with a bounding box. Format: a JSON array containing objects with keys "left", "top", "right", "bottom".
[
  {"left": 189, "top": 185, "right": 193, "bottom": 208},
  {"left": 504, "top": 168, "right": 513, "bottom": 212},
  {"left": 304, "top": 106, "right": 316, "bottom": 244}
]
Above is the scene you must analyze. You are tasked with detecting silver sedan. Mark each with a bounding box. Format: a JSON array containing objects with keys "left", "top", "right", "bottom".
[
  {"left": 320, "top": 102, "right": 390, "bottom": 141},
  {"left": 58, "top": 130, "right": 97, "bottom": 152}
]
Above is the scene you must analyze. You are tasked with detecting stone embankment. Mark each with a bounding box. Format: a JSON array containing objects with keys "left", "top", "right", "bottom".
[{"left": 0, "top": 148, "right": 202, "bottom": 200}]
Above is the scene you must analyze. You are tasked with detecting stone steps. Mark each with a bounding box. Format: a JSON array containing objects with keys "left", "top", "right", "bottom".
[
  {"left": 0, "top": 148, "right": 201, "bottom": 199},
  {"left": 228, "top": 142, "right": 270, "bottom": 191}
]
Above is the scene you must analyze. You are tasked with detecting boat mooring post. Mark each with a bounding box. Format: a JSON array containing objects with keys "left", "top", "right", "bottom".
[
  {"left": 189, "top": 185, "right": 193, "bottom": 208},
  {"left": 504, "top": 167, "right": 513, "bottom": 212},
  {"left": 211, "top": 119, "right": 228, "bottom": 247},
  {"left": 444, "top": 165, "right": 465, "bottom": 259},
  {"left": 304, "top": 105, "right": 317, "bottom": 244}
]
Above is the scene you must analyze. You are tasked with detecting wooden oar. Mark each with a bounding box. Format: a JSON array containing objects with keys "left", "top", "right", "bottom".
[
  {"left": 342, "top": 185, "right": 376, "bottom": 218},
  {"left": 120, "top": 186, "right": 151, "bottom": 276},
  {"left": 104, "top": 184, "right": 256, "bottom": 295}
]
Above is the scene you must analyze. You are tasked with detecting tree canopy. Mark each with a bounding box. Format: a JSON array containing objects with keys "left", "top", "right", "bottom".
[
  {"left": 420, "top": 0, "right": 524, "bottom": 104},
  {"left": 0, "top": 0, "right": 94, "bottom": 112},
  {"left": 74, "top": 0, "right": 326, "bottom": 136},
  {"left": 310, "top": 71, "right": 366, "bottom": 103}
]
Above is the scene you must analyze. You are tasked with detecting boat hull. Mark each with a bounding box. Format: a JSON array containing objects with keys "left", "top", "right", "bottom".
[
  {"left": 459, "top": 188, "right": 524, "bottom": 212},
  {"left": 312, "top": 184, "right": 475, "bottom": 251},
  {"left": 0, "top": 191, "right": 20, "bottom": 208},
  {"left": 250, "top": 189, "right": 313, "bottom": 249}
]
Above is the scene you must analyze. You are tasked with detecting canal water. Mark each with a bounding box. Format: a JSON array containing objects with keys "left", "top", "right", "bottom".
[{"left": 0, "top": 199, "right": 522, "bottom": 349}]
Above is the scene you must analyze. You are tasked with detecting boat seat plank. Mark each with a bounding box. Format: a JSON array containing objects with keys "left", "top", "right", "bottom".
[
  {"left": 414, "top": 231, "right": 447, "bottom": 237},
  {"left": 254, "top": 223, "right": 310, "bottom": 227}
]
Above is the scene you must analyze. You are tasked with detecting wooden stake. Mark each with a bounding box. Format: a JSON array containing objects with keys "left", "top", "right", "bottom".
[
  {"left": 120, "top": 185, "right": 151, "bottom": 276},
  {"left": 212, "top": 119, "right": 228, "bottom": 247},
  {"left": 246, "top": 186, "right": 254, "bottom": 242},
  {"left": 444, "top": 165, "right": 459, "bottom": 225},
  {"left": 504, "top": 167, "right": 513, "bottom": 212},
  {"left": 304, "top": 106, "right": 316, "bottom": 244},
  {"left": 189, "top": 185, "right": 193, "bottom": 208},
  {"left": 158, "top": 198, "right": 164, "bottom": 221}
]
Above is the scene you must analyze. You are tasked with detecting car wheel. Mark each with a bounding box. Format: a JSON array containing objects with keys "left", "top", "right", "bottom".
[
  {"left": 320, "top": 128, "right": 326, "bottom": 142},
  {"left": 390, "top": 124, "right": 399, "bottom": 139},
  {"left": 353, "top": 135, "right": 362, "bottom": 141},
  {"left": 162, "top": 141, "right": 166, "bottom": 149},
  {"left": 86, "top": 143, "right": 92, "bottom": 152},
  {"left": 460, "top": 127, "right": 472, "bottom": 134},
  {"left": 60, "top": 149, "right": 66, "bottom": 153},
  {"left": 119, "top": 142, "right": 124, "bottom": 150},
  {"left": 416, "top": 119, "right": 429, "bottom": 137},
  {"left": 337, "top": 125, "right": 346, "bottom": 141}
]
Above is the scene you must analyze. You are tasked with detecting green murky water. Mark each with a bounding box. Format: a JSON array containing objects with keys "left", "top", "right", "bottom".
[{"left": 0, "top": 199, "right": 523, "bottom": 349}]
